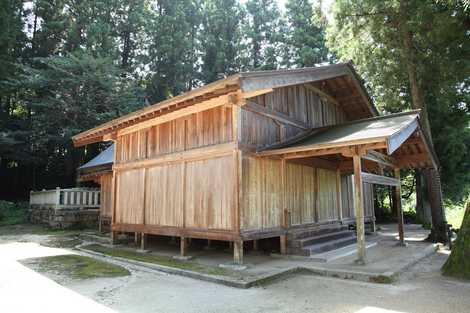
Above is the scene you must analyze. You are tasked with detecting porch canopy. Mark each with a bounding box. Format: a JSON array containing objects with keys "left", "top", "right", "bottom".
[
  {"left": 77, "top": 144, "right": 114, "bottom": 182},
  {"left": 257, "top": 110, "right": 438, "bottom": 264}
]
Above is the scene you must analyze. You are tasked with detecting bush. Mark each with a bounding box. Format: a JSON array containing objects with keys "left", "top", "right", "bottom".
[{"left": 0, "top": 201, "right": 29, "bottom": 226}]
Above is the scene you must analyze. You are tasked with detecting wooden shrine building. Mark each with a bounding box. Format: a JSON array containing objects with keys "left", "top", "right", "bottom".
[
  {"left": 73, "top": 63, "right": 438, "bottom": 264},
  {"left": 77, "top": 144, "right": 114, "bottom": 230}
]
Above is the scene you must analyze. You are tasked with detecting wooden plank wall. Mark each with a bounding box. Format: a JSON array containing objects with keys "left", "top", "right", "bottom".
[
  {"left": 244, "top": 85, "right": 347, "bottom": 148},
  {"left": 242, "top": 157, "right": 341, "bottom": 231},
  {"left": 100, "top": 173, "right": 113, "bottom": 218},
  {"left": 114, "top": 104, "right": 237, "bottom": 232},
  {"left": 341, "top": 175, "right": 374, "bottom": 219},
  {"left": 115, "top": 154, "right": 237, "bottom": 231},
  {"left": 116, "top": 106, "right": 233, "bottom": 164},
  {"left": 241, "top": 156, "right": 282, "bottom": 231}
]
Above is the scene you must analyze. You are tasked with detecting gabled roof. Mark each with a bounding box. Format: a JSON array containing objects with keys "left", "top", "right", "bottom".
[
  {"left": 258, "top": 110, "right": 438, "bottom": 170},
  {"left": 72, "top": 62, "right": 377, "bottom": 147},
  {"left": 78, "top": 144, "right": 114, "bottom": 170}
]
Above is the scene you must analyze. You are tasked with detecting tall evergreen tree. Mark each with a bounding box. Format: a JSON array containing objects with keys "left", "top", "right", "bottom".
[
  {"left": 200, "top": 0, "right": 244, "bottom": 83},
  {"left": 146, "top": 0, "right": 202, "bottom": 102},
  {"left": 327, "top": 0, "right": 469, "bottom": 241},
  {"left": 283, "top": 0, "right": 330, "bottom": 67},
  {"left": 243, "top": 0, "right": 283, "bottom": 70}
]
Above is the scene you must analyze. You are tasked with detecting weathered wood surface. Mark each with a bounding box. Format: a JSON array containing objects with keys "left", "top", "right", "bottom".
[
  {"left": 104, "top": 76, "right": 377, "bottom": 244},
  {"left": 115, "top": 154, "right": 237, "bottom": 231},
  {"left": 100, "top": 173, "right": 113, "bottom": 218},
  {"left": 116, "top": 106, "right": 233, "bottom": 164},
  {"left": 244, "top": 84, "right": 346, "bottom": 149}
]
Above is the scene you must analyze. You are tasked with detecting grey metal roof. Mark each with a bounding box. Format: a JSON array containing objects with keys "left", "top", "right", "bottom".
[
  {"left": 78, "top": 144, "right": 114, "bottom": 170},
  {"left": 258, "top": 111, "right": 421, "bottom": 155}
]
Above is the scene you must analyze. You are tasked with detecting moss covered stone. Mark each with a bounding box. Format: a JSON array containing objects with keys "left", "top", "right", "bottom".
[{"left": 442, "top": 196, "right": 470, "bottom": 280}]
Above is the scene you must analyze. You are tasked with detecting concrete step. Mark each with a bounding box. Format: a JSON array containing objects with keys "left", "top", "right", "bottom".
[
  {"left": 309, "top": 241, "right": 378, "bottom": 263},
  {"left": 303, "top": 236, "right": 358, "bottom": 254},
  {"left": 290, "top": 230, "right": 355, "bottom": 248}
]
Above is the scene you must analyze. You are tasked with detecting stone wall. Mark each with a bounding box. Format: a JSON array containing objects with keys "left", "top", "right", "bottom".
[{"left": 29, "top": 205, "right": 99, "bottom": 229}]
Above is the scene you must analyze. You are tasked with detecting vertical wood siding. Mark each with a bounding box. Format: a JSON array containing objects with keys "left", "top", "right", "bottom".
[
  {"left": 115, "top": 168, "right": 145, "bottom": 224},
  {"left": 254, "top": 85, "right": 346, "bottom": 125},
  {"left": 115, "top": 154, "right": 236, "bottom": 230},
  {"left": 341, "top": 175, "right": 374, "bottom": 219},
  {"left": 145, "top": 164, "right": 184, "bottom": 227},
  {"left": 116, "top": 106, "right": 233, "bottom": 164},
  {"left": 100, "top": 173, "right": 113, "bottom": 218},
  {"left": 185, "top": 155, "right": 236, "bottom": 230},
  {"left": 241, "top": 156, "right": 282, "bottom": 230},
  {"left": 242, "top": 157, "right": 343, "bottom": 231},
  {"left": 244, "top": 85, "right": 347, "bottom": 148},
  {"left": 285, "top": 163, "right": 316, "bottom": 225}
]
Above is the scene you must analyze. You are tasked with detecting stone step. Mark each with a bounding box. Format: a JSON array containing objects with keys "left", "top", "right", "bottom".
[
  {"left": 303, "top": 236, "right": 358, "bottom": 255},
  {"left": 290, "top": 230, "right": 355, "bottom": 248},
  {"left": 288, "top": 224, "right": 348, "bottom": 240}
]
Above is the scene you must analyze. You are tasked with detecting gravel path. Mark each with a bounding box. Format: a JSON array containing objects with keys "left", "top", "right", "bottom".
[{"left": 65, "top": 251, "right": 470, "bottom": 313}]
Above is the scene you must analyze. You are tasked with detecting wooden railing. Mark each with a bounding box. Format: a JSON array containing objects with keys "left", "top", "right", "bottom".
[{"left": 30, "top": 187, "right": 100, "bottom": 209}]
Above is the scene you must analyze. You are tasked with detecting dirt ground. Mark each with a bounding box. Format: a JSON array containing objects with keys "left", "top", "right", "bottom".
[{"left": 1, "top": 226, "right": 470, "bottom": 313}]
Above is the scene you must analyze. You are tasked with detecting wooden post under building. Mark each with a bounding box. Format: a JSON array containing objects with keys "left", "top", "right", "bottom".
[
  {"left": 394, "top": 168, "right": 405, "bottom": 245},
  {"left": 353, "top": 154, "right": 366, "bottom": 265},
  {"left": 233, "top": 241, "right": 243, "bottom": 264}
]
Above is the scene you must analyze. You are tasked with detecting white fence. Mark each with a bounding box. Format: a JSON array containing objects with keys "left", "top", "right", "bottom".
[{"left": 30, "top": 187, "right": 100, "bottom": 209}]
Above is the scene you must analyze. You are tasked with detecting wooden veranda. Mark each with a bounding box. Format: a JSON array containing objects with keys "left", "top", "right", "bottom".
[{"left": 258, "top": 110, "right": 438, "bottom": 264}]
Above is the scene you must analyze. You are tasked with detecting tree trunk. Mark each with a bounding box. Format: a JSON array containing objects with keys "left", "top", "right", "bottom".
[
  {"left": 442, "top": 196, "right": 470, "bottom": 279},
  {"left": 415, "top": 170, "right": 432, "bottom": 225},
  {"left": 398, "top": 0, "right": 448, "bottom": 242}
]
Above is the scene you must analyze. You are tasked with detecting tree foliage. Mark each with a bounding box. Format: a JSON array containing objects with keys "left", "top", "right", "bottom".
[
  {"left": 1, "top": 0, "right": 467, "bottom": 214},
  {"left": 326, "top": 0, "right": 470, "bottom": 202}
]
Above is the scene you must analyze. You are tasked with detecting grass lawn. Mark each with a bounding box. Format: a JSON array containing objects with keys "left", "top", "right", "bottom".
[
  {"left": 446, "top": 205, "right": 465, "bottom": 230},
  {"left": 82, "top": 244, "right": 231, "bottom": 277},
  {"left": 0, "top": 223, "right": 92, "bottom": 237},
  {"left": 22, "top": 254, "right": 130, "bottom": 279}
]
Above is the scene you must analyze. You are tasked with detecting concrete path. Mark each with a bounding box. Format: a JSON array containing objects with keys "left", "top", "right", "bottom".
[{"left": 0, "top": 242, "right": 115, "bottom": 313}]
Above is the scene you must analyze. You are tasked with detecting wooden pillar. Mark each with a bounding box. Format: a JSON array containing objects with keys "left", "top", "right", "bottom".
[
  {"left": 180, "top": 237, "right": 187, "bottom": 256},
  {"left": 140, "top": 233, "right": 147, "bottom": 251},
  {"left": 280, "top": 235, "right": 287, "bottom": 255},
  {"left": 134, "top": 232, "right": 140, "bottom": 245},
  {"left": 111, "top": 231, "right": 118, "bottom": 245},
  {"left": 233, "top": 241, "right": 243, "bottom": 264},
  {"left": 353, "top": 154, "right": 366, "bottom": 264},
  {"left": 336, "top": 168, "right": 343, "bottom": 221},
  {"left": 253, "top": 240, "right": 259, "bottom": 251},
  {"left": 394, "top": 168, "right": 405, "bottom": 245},
  {"left": 98, "top": 216, "right": 102, "bottom": 233}
]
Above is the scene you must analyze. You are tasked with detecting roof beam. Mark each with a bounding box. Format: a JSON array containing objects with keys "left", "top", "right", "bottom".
[
  {"left": 244, "top": 100, "right": 310, "bottom": 130},
  {"left": 363, "top": 150, "right": 397, "bottom": 168},
  {"left": 361, "top": 172, "right": 400, "bottom": 186},
  {"left": 117, "top": 94, "right": 235, "bottom": 137},
  {"left": 303, "top": 83, "right": 341, "bottom": 108}
]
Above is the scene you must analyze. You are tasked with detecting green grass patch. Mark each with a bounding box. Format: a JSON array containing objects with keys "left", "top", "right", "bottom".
[
  {"left": 446, "top": 202, "right": 465, "bottom": 230},
  {"left": 0, "top": 223, "right": 92, "bottom": 237},
  {"left": 0, "top": 201, "right": 28, "bottom": 226},
  {"left": 82, "top": 244, "right": 231, "bottom": 277},
  {"left": 23, "top": 254, "right": 130, "bottom": 279},
  {"left": 41, "top": 237, "right": 82, "bottom": 248}
]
